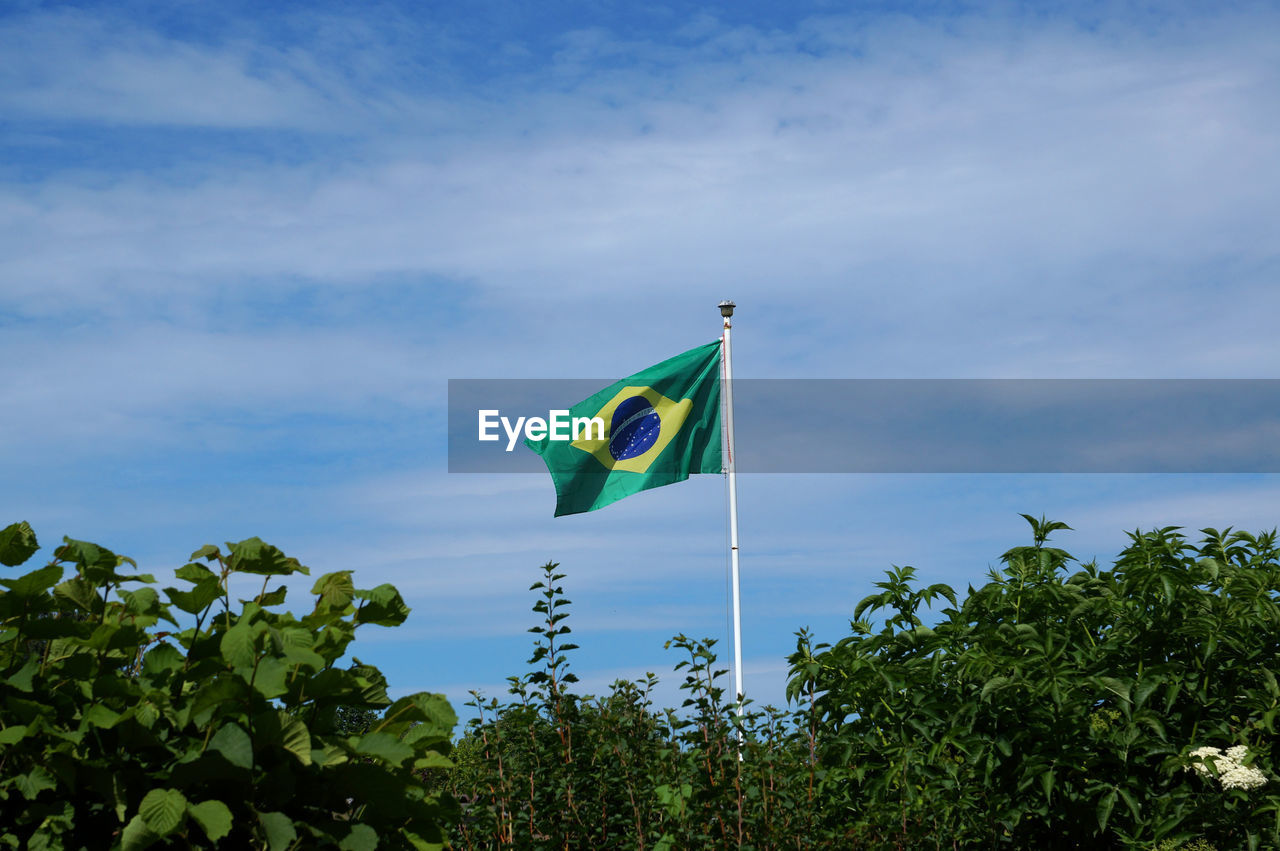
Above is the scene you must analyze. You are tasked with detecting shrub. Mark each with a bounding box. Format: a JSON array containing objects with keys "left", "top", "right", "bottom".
[
  {"left": 793, "top": 516, "right": 1280, "bottom": 848},
  {"left": 450, "top": 518, "right": 1280, "bottom": 849},
  {"left": 0, "top": 521, "right": 455, "bottom": 850}
]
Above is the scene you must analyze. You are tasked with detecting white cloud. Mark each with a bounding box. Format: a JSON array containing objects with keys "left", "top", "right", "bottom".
[
  {"left": 3, "top": 5, "right": 1276, "bottom": 335},
  {"left": 4, "top": 3, "right": 1280, "bottom": 727}
]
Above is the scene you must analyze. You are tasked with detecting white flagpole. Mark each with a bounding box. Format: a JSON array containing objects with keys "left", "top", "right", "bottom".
[{"left": 718, "top": 300, "right": 744, "bottom": 725}]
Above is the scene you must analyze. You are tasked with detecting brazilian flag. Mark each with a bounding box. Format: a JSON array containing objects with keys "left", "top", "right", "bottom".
[{"left": 526, "top": 340, "right": 723, "bottom": 516}]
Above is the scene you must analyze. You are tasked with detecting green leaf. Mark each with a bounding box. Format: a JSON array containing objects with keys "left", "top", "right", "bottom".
[
  {"left": 655, "top": 783, "right": 692, "bottom": 818},
  {"left": 208, "top": 723, "right": 254, "bottom": 770},
  {"left": 141, "top": 643, "right": 185, "bottom": 680},
  {"left": 227, "top": 538, "right": 308, "bottom": 577},
  {"left": 251, "top": 655, "right": 289, "bottom": 699},
  {"left": 1117, "top": 786, "right": 1140, "bottom": 820},
  {"left": 176, "top": 561, "right": 218, "bottom": 582},
  {"left": 280, "top": 715, "right": 312, "bottom": 766},
  {"left": 187, "top": 800, "right": 233, "bottom": 842},
  {"left": 1098, "top": 676, "right": 1132, "bottom": 705},
  {"left": 220, "top": 621, "right": 258, "bottom": 668},
  {"left": 279, "top": 627, "right": 325, "bottom": 670},
  {"left": 56, "top": 537, "right": 129, "bottom": 583},
  {"left": 0, "top": 521, "right": 39, "bottom": 567},
  {"left": 54, "top": 576, "right": 104, "bottom": 614},
  {"left": 311, "top": 571, "right": 355, "bottom": 613},
  {"left": 165, "top": 579, "right": 222, "bottom": 615},
  {"left": 980, "top": 676, "right": 1011, "bottom": 701},
  {"left": 354, "top": 583, "right": 411, "bottom": 627},
  {"left": 138, "top": 788, "right": 187, "bottom": 837},
  {"left": 1039, "top": 768, "right": 1054, "bottom": 803},
  {"left": 82, "top": 704, "right": 123, "bottom": 729},
  {"left": 381, "top": 692, "right": 457, "bottom": 739},
  {"left": 0, "top": 724, "right": 28, "bottom": 746},
  {"left": 189, "top": 545, "right": 220, "bottom": 562},
  {"left": 258, "top": 584, "right": 288, "bottom": 606},
  {"left": 190, "top": 676, "right": 251, "bottom": 724},
  {"left": 0, "top": 563, "right": 62, "bottom": 598},
  {"left": 1097, "top": 787, "right": 1117, "bottom": 832},
  {"left": 1133, "top": 676, "right": 1161, "bottom": 710},
  {"left": 120, "top": 815, "right": 161, "bottom": 851},
  {"left": 257, "top": 811, "right": 297, "bottom": 851},
  {"left": 340, "top": 824, "right": 379, "bottom": 851},
  {"left": 14, "top": 766, "right": 57, "bottom": 799},
  {"left": 355, "top": 731, "right": 414, "bottom": 766},
  {"left": 8, "top": 656, "right": 38, "bottom": 692}
]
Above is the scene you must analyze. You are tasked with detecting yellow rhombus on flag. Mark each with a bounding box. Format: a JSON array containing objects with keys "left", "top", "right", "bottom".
[{"left": 525, "top": 340, "right": 723, "bottom": 516}]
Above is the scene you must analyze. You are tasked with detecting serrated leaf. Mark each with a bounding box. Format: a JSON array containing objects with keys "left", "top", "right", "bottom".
[
  {"left": 311, "top": 571, "right": 355, "bottom": 613},
  {"left": 251, "top": 655, "right": 289, "bottom": 699},
  {"left": 0, "top": 521, "right": 39, "bottom": 566},
  {"left": 1117, "top": 786, "right": 1140, "bottom": 820},
  {"left": 1097, "top": 787, "right": 1117, "bottom": 831},
  {"left": 0, "top": 563, "right": 62, "bottom": 598},
  {"left": 381, "top": 692, "right": 457, "bottom": 738},
  {"left": 980, "top": 676, "right": 1010, "bottom": 701},
  {"left": 208, "top": 722, "right": 254, "bottom": 769},
  {"left": 190, "top": 676, "right": 250, "bottom": 723},
  {"left": 258, "top": 584, "right": 288, "bottom": 606},
  {"left": 354, "top": 731, "right": 413, "bottom": 766},
  {"left": 279, "top": 627, "right": 325, "bottom": 670},
  {"left": 227, "top": 538, "right": 308, "bottom": 577},
  {"left": 413, "top": 751, "right": 453, "bottom": 771},
  {"left": 0, "top": 724, "right": 28, "bottom": 746},
  {"left": 354, "top": 583, "right": 410, "bottom": 627},
  {"left": 257, "top": 811, "right": 297, "bottom": 851},
  {"left": 54, "top": 576, "right": 104, "bottom": 614},
  {"left": 187, "top": 800, "right": 233, "bottom": 842},
  {"left": 176, "top": 562, "right": 218, "bottom": 583},
  {"left": 82, "top": 704, "right": 122, "bottom": 729},
  {"left": 8, "top": 656, "right": 38, "bottom": 692},
  {"left": 140, "top": 643, "right": 185, "bottom": 680},
  {"left": 138, "top": 788, "right": 187, "bottom": 837},
  {"left": 279, "top": 715, "right": 312, "bottom": 766},
  {"left": 55, "top": 538, "right": 124, "bottom": 583},
  {"left": 312, "top": 743, "right": 349, "bottom": 766},
  {"left": 15, "top": 766, "right": 56, "bottom": 799},
  {"left": 340, "top": 824, "right": 379, "bottom": 851},
  {"left": 1098, "top": 677, "right": 1132, "bottom": 704},
  {"left": 189, "top": 545, "right": 220, "bottom": 562},
  {"left": 121, "top": 815, "right": 161, "bottom": 851},
  {"left": 165, "top": 579, "right": 222, "bottom": 615},
  {"left": 1133, "top": 676, "right": 1161, "bottom": 710},
  {"left": 220, "top": 621, "right": 257, "bottom": 668}
]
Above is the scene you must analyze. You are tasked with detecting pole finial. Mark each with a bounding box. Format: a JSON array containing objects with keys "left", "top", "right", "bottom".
[{"left": 718, "top": 300, "right": 736, "bottom": 318}]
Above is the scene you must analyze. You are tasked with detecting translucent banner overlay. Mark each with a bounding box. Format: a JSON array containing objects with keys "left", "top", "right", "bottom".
[{"left": 448, "top": 379, "right": 1280, "bottom": 473}]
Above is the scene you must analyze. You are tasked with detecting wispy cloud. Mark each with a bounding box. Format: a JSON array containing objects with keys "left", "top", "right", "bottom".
[{"left": 3, "top": 1, "right": 1279, "bottom": 723}]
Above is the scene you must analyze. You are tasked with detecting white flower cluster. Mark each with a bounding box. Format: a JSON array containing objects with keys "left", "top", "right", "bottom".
[{"left": 1187, "top": 745, "right": 1268, "bottom": 791}]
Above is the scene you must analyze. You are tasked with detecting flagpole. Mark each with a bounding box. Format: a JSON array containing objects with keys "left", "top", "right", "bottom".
[{"left": 719, "top": 300, "right": 744, "bottom": 726}]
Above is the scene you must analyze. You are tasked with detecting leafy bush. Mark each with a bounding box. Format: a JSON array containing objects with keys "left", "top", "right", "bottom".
[
  {"left": 9, "top": 515, "right": 1275, "bottom": 849},
  {"left": 0, "top": 522, "right": 455, "bottom": 850},
  {"left": 793, "top": 516, "right": 1280, "bottom": 848},
  {"left": 451, "top": 518, "right": 1280, "bottom": 849}
]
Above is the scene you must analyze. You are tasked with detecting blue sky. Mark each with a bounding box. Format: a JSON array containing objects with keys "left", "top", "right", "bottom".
[{"left": 3, "top": 0, "right": 1279, "bottom": 718}]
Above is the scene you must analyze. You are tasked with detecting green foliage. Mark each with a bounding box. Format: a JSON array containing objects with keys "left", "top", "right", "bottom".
[
  {"left": 795, "top": 517, "right": 1280, "bottom": 848},
  {"left": 0, "top": 522, "right": 456, "bottom": 850},
  {"left": 450, "top": 519, "right": 1280, "bottom": 849},
  {"left": 10, "top": 515, "right": 1275, "bottom": 848}
]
